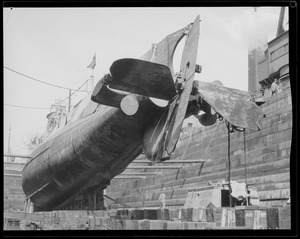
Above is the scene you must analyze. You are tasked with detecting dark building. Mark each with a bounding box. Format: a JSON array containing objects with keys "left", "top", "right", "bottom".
[
  {"left": 257, "top": 30, "right": 289, "bottom": 98},
  {"left": 248, "top": 7, "right": 289, "bottom": 99}
]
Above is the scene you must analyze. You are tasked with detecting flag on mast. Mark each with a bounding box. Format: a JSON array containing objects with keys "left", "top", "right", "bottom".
[{"left": 87, "top": 53, "right": 96, "bottom": 69}]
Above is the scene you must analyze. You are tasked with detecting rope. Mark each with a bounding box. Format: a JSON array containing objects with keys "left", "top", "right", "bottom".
[
  {"left": 225, "top": 119, "right": 247, "bottom": 207},
  {"left": 225, "top": 121, "right": 232, "bottom": 206},
  {"left": 243, "top": 129, "right": 249, "bottom": 206}
]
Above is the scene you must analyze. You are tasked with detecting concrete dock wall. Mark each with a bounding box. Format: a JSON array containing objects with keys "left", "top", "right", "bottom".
[{"left": 106, "top": 83, "right": 292, "bottom": 209}]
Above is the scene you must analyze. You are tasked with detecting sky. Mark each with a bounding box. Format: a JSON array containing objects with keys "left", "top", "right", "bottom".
[{"left": 3, "top": 7, "right": 286, "bottom": 156}]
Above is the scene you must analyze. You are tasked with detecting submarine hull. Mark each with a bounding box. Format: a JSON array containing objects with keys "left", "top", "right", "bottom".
[{"left": 22, "top": 99, "right": 163, "bottom": 211}]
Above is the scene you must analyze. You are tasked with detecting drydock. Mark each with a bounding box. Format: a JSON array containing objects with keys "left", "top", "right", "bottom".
[
  {"left": 4, "top": 9, "right": 293, "bottom": 232},
  {"left": 4, "top": 81, "right": 292, "bottom": 230}
]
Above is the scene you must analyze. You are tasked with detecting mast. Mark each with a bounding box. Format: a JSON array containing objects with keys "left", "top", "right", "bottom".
[
  {"left": 87, "top": 52, "right": 96, "bottom": 93},
  {"left": 90, "top": 68, "right": 94, "bottom": 94},
  {"left": 7, "top": 126, "right": 11, "bottom": 162}
]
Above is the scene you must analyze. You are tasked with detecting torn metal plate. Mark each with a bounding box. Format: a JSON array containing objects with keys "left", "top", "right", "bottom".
[{"left": 197, "top": 81, "right": 264, "bottom": 130}]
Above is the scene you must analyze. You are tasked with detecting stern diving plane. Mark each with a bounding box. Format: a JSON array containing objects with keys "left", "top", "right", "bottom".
[{"left": 22, "top": 16, "right": 264, "bottom": 211}]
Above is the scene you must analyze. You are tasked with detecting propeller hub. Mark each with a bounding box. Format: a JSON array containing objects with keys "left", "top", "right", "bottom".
[{"left": 120, "top": 94, "right": 139, "bottom": 115}]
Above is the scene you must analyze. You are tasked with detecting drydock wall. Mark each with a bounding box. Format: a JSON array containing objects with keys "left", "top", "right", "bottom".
[
  {"left": 4, "top": 173, "right": 26, "bottom": 211},
  {"left": 106, "top": 82, "right": 292, "bottom": 209}
]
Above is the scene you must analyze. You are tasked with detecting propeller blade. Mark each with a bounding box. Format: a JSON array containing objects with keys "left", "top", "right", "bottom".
[{"left": 165, "top": 15, "right": 200, "bottom": 154}]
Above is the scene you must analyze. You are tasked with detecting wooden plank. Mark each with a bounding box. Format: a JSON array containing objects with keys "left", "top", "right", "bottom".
[
  {"left": 213, "top": 207, "right": 236, "bottom": 227},
  {"left": 235, "top": 207, "right": 267, "bottom": 229},
  {"left": 132, "top": 159, "right": 208, "bottom": 164},
  {"left": 137, "top": 220, "right": 150, "bottom": 230},
  {"left": 166, "top": 221, "right": 185, "bottom": 230},
  {"left": 278, "top": 205, "right": 291, "bottom": 229},
  {"left": 258, "top": 189, "right": 290, "bottom": 200},
  {"left": 157, "top": 209, "right": 170, "bottom": 220},
  {"left": 4, "top": 211, "right": 44, "bottom": 222},
  {"left": 267, "top": 207, "right": 279, "bottom": 229},
  {"left": 211, "top": 226, "right": 251, "bottom": 230},
  {"left": 122, "top": 220, "right": 139, "bottom": 230},
  {"left": 149, "top": 220, "right": 167, "bottom": 230},
  {"left": 255, "top": 182, "right": 290, "bottom": 191},
  {"left": 127, "top": 165, "right": 182, "bottom": 169}
]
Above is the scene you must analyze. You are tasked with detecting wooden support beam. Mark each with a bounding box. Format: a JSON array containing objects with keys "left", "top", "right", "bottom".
[
  {"left": 26, "top": 182, "right": 50, "bottom": 200},
  {"left": 120, "top": 172, "right": 160, "bottom": 175},
  {"left": 127, "top": 165, "right": 182, "bottom": 169},
  {"left": 4, "top": 162, "right": 26, "bottom": 166},
  {"left": 132, "top": 159, "right": 208, "bottom": 164},
  {"left": 93, "top": 190, "right": 97, "bottom": 211},
  {"left": 113, "top": 176, "right": 146, "bottom": 179},
  {"left": 4, "top": 173, "right": 22, "bottom": 177},
  {"left": 3, "top": 154, "right": 32, "bottom": 159},
  {"left": 4, "top": 211, "right": 44, "bottom": 222}
]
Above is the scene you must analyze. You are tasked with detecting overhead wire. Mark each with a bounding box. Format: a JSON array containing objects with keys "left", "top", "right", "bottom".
[
  {"left": 10, "top": 126, "right": 47, "bottom": 138},
  {"left": 4, "top": 66, "right": 90, "bottom": 93},
  {"left": 4, "top": 65, "right": 94, "bottom": 154},
  {"left": 4, "top": 103, "right": 76, "bottom": 110},
  {"left": 4, "top": 104, "right": 51, "bottom": 110},
  {"left": 4, "top": 66, "right": 92, "bottom": 110},
  {"left": 61, "top": 77, "right": 91, "bottom": 103},
  {"left": 4, "top": 8, "right": 12, "bottom": 27}
]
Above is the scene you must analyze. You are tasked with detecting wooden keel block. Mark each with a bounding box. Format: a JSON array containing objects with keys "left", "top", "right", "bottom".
[
  {"left": 278, "top": 205, "right": 291, "bottom": 229},
  {"left": 150, "top": 220, "right": 168, "bottom": 230},
  {"left": 235, "top": 206, "right": 267, "bottom": 229},
  {"left": 183, "top": 221, "right": 215, "bottom": 229},
  {"left": 138, "top": 220, "right": 150, "bottom": 230},
  {"left": 169, "top": 208, "right": 180, "bottom": 221},
  {"left": 144, "top": 209, "right": 158, "bottom": 220},
  {"left": 157, "top": 208, "right": 170, "bottom": 220},
  {"left": 123, "top": 220, "right": 139, "bottom": 230},
  {"left": 167, "top": 221, "right": 185, "bottom": 230},
  {"left": 179, "top": 208, "right": 188, "bottom": 221},
  {"left": 131, "top": 209, "right": 144, "bottom": 220},
  {"left": 267, "top": 205, "right": 291, "bottom": 229},
  {"left": 116, "top": 219, "right": 123, "bottom": 230},
  {"left": 214, "top": 207, "right": 236, "bottom": 227}
]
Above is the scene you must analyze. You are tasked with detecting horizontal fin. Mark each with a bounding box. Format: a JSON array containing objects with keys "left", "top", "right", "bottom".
[
  {"left": 109, "top": 58, "right": 177, "bottom": 100},
  {"left": 197, "top": 81, "right": 264, "bottom": 130}
]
